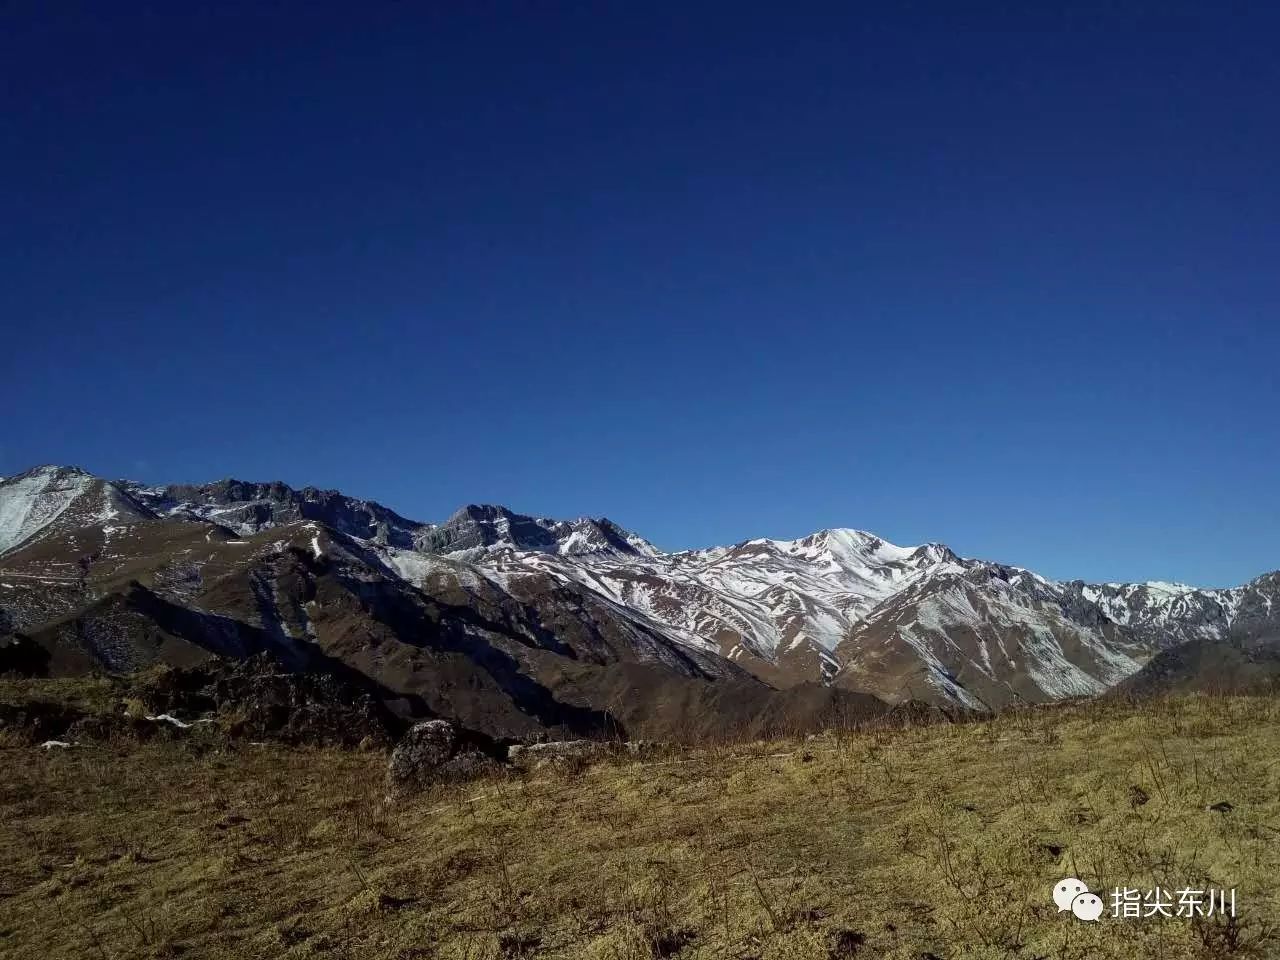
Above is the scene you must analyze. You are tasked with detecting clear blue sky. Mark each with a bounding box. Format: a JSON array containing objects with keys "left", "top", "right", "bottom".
[{"left": 2, "top": 2, "right": 1277, "bottom": 587}]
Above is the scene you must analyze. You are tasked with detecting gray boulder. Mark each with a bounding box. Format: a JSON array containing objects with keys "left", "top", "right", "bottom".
[
  {"left": 387, "top": 720, "right": 457, "bottom": 794},
  {"left": 386, "top": 720, "right": 503, "bottom": 796}
]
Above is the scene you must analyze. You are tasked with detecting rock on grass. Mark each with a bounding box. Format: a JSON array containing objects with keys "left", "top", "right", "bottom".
[{"left": 386, "top": 719, "right": 502, "bottom": 796}]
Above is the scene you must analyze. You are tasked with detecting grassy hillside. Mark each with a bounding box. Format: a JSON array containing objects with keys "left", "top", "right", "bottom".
[{"left": 2, "top": 695, "right": 1279, "bottom": 959}]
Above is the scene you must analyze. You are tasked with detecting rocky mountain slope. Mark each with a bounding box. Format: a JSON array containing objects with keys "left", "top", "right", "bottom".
[
  {"left": 1108, "top": 572, "right": 1280, "bottom": 697},
  {"left": 1, "top": 465, "right": 1275, "bottom": 727}
]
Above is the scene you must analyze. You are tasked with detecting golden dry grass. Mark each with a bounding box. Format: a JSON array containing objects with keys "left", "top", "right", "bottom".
[{"left": 2, "top": 695, "right": 1279, "bottom": 959}]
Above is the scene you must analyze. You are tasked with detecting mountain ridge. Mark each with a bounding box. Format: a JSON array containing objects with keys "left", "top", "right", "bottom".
[{"left": 2, "top": 464, "right": 1276, "bottom": 719}]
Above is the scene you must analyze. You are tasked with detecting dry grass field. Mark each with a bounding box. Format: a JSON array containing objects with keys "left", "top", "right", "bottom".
[{"left": 3, "top": 693, "right": 1279, "bottom": 959}]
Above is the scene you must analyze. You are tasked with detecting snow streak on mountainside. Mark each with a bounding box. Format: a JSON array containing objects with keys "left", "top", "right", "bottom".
[
  {"left": 2, "top": 465, "right": 1276, "bottom": 710},
  {"left": 122, "top": 478, "right": 433, "bottom": 550},
  {"left": 831, "top": 569, "right": 1151, "bottom": 709},
  {"left": 1077, "top": 580, "right": 1239, "bottom": 646},
  {"left": 469, "top": 530, "right": 969, "bottom": 683},
  {"left": 0, "top": 466, "right": 154, "bottom": 556},
  {"left": 420, "top": 504, "right": 659, "bottom": 560}
]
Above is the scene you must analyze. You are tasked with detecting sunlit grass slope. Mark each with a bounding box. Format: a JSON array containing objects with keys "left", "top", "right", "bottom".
[{"left": 3, "top": 695, "right": 1278, "bottom": 958}]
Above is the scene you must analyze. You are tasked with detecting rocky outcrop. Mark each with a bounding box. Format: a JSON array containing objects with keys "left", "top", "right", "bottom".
[
  {"left": 137, "top": 653, "right": 400, "bottom": 747},
  {"left": 386, "top": 719, "right": 504, "bottom": 796},
  {"left": 129, "top": 479, "right": 430, "bottom": 549},
  {"left": 419, "top": 504, "right": 652, "bottom": 558},
  {"left": 0, "top": 698, "right": 195, "bottom": 745},
  {"left": 0, "top": 700, "right": 90, "bottom": 744}
]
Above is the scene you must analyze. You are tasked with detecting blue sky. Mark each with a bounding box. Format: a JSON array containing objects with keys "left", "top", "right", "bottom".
[{"left": 2, "top": 2, "right": 1277, "bottom": 587}]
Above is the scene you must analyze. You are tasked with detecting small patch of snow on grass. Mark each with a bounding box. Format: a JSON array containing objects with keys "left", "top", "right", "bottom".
[{"left": 145, "top": 713, "right": 213, "bottom": 729}]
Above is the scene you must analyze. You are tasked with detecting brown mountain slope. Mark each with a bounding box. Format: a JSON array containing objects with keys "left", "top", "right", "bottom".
[
  {"left": 833, "top": 572, "right": 1154, "bottom": 709},
  {"left": 1, "top": 512, "right": 879, "bottom": 739}
]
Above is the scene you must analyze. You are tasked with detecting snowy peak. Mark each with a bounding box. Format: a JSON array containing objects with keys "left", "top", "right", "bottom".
[
  {"left": 806, "top": 528, "right": 916, "bottom": 561},
  {"left": 4, "top": 464, "right": 1277, "bottom": 711},
  {"left": 806, "top": 528, "right": 963, "bottom": 573},
  {"left": 690, "top": 529, "right": 966, "bottom": 608},
  {"left": 422, "top": 503, "right": 656, "bottom": 558},
  {"left": 125, "top": 477, "right": 432, "bottom": 549},
  {"left": 718, "top": 528, "right": 961, "bottom": 571},
  {"left": 1072, "top": 579, "right": 1238, "bottom": 646},
  {"left": 910, "top": 542, "right": 963, "bottom": 566},
  {"left": 486, "top": 527, "right": 978, "bottom": 683},
  {"left": 0, "top": 466, "right": 154, "bottom": 556},
  {"left": 0, "top": 466, "right": 93, "bottom": 555}
]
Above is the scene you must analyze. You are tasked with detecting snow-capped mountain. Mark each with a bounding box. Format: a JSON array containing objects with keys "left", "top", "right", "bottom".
[
  {"left": 456, "top": 529, "right": 1268, "bottom": 706},
  {"left": 418, "top": 503, "right": 659, "bottom": 560},
  {"left": 0, "top": 466, "right": 154, "bottom": 556},
  {"left": 123, "top": 477, "right": 433, "bottom": 550},
  {"left": 830, "top": 567, "right": 1152, "bottom": 708},
  {"left": 1074, "top": 579, "right": 1239, "bottom": 646},
  {"left": 463, "top": 529, "right": 969, "bottom": 685},
  {"left": 2, "top": 465, "right": 1276, "bottom": 715}
]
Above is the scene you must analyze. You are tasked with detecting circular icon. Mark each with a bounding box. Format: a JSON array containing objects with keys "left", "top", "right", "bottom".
[
  {"left": 1053, "top": 878, "right": 1088, "bottom": 912},
  {"left": 1071, "top": 892, "right": 1105, "bottom": 922}
]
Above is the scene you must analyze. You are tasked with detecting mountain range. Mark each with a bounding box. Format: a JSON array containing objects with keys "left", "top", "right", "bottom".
[{"left": 1, "top": 465, "right": 1276, "bottom": 738}]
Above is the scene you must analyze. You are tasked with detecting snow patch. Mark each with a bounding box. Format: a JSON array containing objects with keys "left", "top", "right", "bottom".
[
  {"left": 0, "top": 468, "right": 93, "bottom": 555},
  {"left": 146, "top": 713, "right": 214, "bottom": 729}
]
